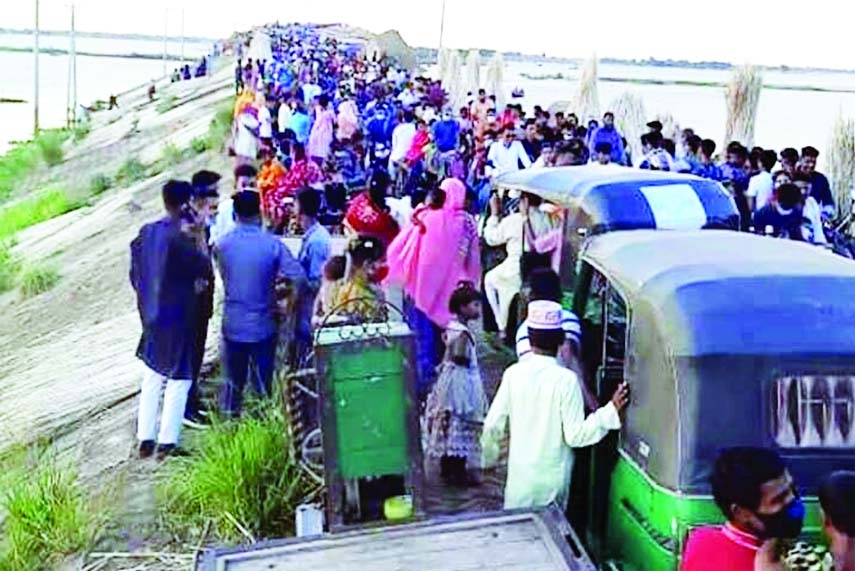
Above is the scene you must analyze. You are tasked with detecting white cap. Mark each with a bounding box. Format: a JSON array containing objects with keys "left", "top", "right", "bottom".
[{"left": 527, "top": 301, "right": 563, "bottom": 331}]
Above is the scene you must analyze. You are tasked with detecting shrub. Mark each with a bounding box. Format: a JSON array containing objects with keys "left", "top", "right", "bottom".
[
  {"left": 0, "top": 187, "right": 80, "bottom": 240},
  {"left": 19, "top": 263, "right": 60, "bottom": 297},
  {"left": 206, "top": 100, "right": 235, "bottom": 151},
  {"left": 72, "top": 123, "right": 91, "bottom": 142},
  {"left": 161, "top": 142, "right": 186, "bottom": 166},
  {"left": 0, "top": 141, "right": 41, "bottom": 200},
  {"left": 156, "top": 95, "right": 179, "bottom": 114},
  {"left": 114, "top": 157, "right": 147, "bottom": 187},
  {"left": 35, "top": 130, "right": 66, "bottom": 167},
  {"left": 0, "top": 241, "right": 20, "bottom": 293},
  {"left": 89, "top": 173, "right": 112, "bottom": 196},
  {"left": 190, "top": 136, "right": 210, "bottom": 154},
  {"left": 0, "top": 451, "right": 98, "bottom": 570},
  {"left": 158, "top": 403, "right": 312, "bottom": 543}
]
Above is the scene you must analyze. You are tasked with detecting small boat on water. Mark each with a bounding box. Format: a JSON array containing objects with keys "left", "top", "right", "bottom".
[{"left": 511, "top": 87, "right": 525, "bottom": 98}]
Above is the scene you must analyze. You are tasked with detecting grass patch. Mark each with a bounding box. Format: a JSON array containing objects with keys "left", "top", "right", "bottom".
[
  {"left": 190, "top": 136, "right": 211, "bottom": 154},
  {"left": 114, "top": 157, "right": 148, "bottom": 187},
  {"left": 205, "top": 100, "right": 235, "bottom": 152},
  {"left": 158, "top": 402, "right": 313, "bottom": 544},
  {"left": 34, "top": 130, "right": 66, "bottom": 166},
  {"left": 72, "top": 123, "right": 91, "bottom": 142},
  {"left": 19, "top": 262, "right": 60, "bottom": 297},
  {"left": 0, "top": 240, "right": 21, "bottom": 293},
  {"left": 89, "top": 173, "right": 112, "bottom": 196},
  {"left": 0, "top": 449, "right": 100, "bottom": 570},
  {"left": 0, "top": 130, "right": 70, "bottom": 201},
  {"left": 156, "top": 94, "right": 179, "bottom": 114},
  {"left": 0, "top": 187, "right": 81, "bottom": 240},
  {"left": 161, "top": 142, "right": 188, "bottom": 166}
]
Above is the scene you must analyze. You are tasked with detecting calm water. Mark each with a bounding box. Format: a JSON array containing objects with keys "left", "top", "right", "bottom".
[{"left": 4, "top": 33, "right": 855, "bottom": 166}]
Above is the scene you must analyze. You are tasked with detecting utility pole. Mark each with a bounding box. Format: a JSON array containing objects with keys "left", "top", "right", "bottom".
[
  {"left": 180, "top": 6, "right": 185, "bottom": 66},
  {"left": 162, "top": 8, "right": 168, "bottom": 78},
  {"left": 69, "top": 3, "right": 78, "bottom": 127},
  {"left": 34, "top": 0, "right": 40, "bottom": 135}
]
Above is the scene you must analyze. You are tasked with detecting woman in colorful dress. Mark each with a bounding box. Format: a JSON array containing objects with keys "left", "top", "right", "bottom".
[
  {"left": 263, "top": 142, "right": 323, "bottom": 233},
  {"left": 343, "top": 170, "right": 400, "bottom": 249},
  {"left": 307, "top": 94, "right": 336, "bottom": 164},
  {"left": 336, "top": 93, "right": 360, "bottom": 142},
  {"left": 424, "top": 281, "right": 486, "bottom": 486},
  {"left": 332, "top": 236, "right": 387, "bottom": 323}
]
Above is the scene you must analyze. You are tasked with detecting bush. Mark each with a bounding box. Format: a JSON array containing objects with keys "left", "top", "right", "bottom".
[
  {"left": 156, "top": 95, "right": 179, "bottom": 114},
  {"left": 0, "top": 241, "right": 20, "bottom": 293},
  {"left": 19, "top": 263, "right": 60, "bottom": 297},
  {"left": 114, "top": 157, "right": 147, "bottom": 187},
  {"left": 190, "top": 136, "right": 210, "bottom": 154},
  {"left": 0, "top": 451, "right": 99, "bottom": 570},
  {"left": 72, "top": 123, "right": 91, "bottom": 142},
  {"left": 0, "top": 142, "right": 41, "bottom": 200},
  {"left": 0, "top": 187, "right": 80, "bottom": 240},
  {"left": 89, "top": 173, "right": 112, "bottom": 196},
  {"left": 158, "top": 403, "right": 312, "bottom": 543},
  {"left": 161, "top": 142, "right": 187, "bottom": 166},
  {"left": 206, "top": 100, "right": 235, "bottom": 151},
  {"left": 35, "top": 130, "right": 66, "bottom": 167}
]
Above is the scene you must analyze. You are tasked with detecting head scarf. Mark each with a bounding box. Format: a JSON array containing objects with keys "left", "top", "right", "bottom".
[{"left": 386, "top": 178, "right": 481, "bottom": 327}]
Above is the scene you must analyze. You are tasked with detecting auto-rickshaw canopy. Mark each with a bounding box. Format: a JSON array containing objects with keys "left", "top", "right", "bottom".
[
  {"left": 494, "top": 166, "right": 739, "bottom": 233},
  {"left": 581, "top": 230, "right": 855, "bottom": 493}
]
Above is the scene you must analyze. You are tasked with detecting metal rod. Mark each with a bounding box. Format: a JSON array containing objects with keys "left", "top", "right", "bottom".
[
  {"left": 70, "top": 3, "right": 77, "bottom": 126},
  {"left": 34, "top": 0, "right": 40, "bottom": 135},
  {"left": 162, "top": 8, "right": 168, "bottom": 78},
  {"left": 438, "top": 0, "right": 447, "bottom": 51},
  {"left": 180, "top": 6, "right": 185, "bottom": 66}
]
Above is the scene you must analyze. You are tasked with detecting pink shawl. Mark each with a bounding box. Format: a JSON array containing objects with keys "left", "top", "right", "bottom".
[
  {"left": 386, "top": 178, "right": 481, "bottom": 327},
  {"left": 336, "top": 99, "right": 359, "bottom": 141}
]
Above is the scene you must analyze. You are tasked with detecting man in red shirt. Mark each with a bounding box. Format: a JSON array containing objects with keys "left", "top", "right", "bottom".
[{"left": 680, "top": 447, "right": 806, "bottom": 571}]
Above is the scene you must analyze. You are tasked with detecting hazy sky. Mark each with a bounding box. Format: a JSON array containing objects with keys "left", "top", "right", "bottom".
[{"left": 3, "top": 0, "right": 851, "bottom": 69}]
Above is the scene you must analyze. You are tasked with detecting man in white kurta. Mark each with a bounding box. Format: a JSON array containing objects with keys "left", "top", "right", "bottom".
[{"left": 481, "top": 300, "right": 627, "bottom": 510}]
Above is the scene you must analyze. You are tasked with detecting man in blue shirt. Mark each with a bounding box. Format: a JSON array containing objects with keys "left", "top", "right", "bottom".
[
  {"left": 433, "top": 109, "right": 460, "bottom": 153},
  {"left": 693, "top": 139, "right": 724, "bottom": 181},
  {"left": 217, "top": 191, "right": 305, "bottom": 417},
  {"left": 294, "top": 188, "right": 331, "bottom": 358},
  {"left": 588, "top": 112, "right": 625, "bottom": 165},
  {"left": 287, "top": 101, "right": 312, "bottom": 145},
  {"left": 800, "top": 146, "right": 836, "bottom": 218}
]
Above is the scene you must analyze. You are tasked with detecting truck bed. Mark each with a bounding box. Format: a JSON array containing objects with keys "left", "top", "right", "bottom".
[{"left": 199, "top": 506, "right": 595, "bottom": 571}]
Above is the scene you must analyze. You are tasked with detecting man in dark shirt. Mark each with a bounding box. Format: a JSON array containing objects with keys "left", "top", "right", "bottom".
[
  {"left": 521, "top": 120, "right": 543, "bottom": 162},
  {"left": 217, "top": 191, "right": 305, "bottom": 418},
  {"left": 131, "top": 180, "right": 211, "bottom": 460},
  {"left": 799, "top": 146, "right": 836, "bottom": 217},
  {"left": 753, "top": 183, "right": 806, "bottom": 240}
]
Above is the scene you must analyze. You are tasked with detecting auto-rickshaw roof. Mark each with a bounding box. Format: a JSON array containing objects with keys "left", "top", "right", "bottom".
[{"left": 583, "top": 230, "right": 855, "bottom": 356}]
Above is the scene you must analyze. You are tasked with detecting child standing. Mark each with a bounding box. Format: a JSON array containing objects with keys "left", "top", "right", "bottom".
[
  {"left": 313, "top": 255, "right": 346, "bottom": 328},
  {"left": 424, "top": 281, "right": 487, "bottom": 486}
]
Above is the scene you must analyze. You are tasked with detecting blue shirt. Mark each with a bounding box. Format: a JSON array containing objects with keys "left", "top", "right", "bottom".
[
  {"left": 693, "top": 161, "right": 724, "bottom": 182},
  {"left": 809, "top": 171, "right": 835, "bottom": 215},
  {"left": 298, "top": 222, "right": 332, "bottom": 292},
  {"left": 288, "top": 111, "right": 312, "bottom": 144},
  {"left": 433, "top": 120, "right": 460, "bottom": 153},
  {"left": 217, "top": 222, "right": 305, "bottom": 343},
  {"left": 588, "top": 126, "right": 625, "bottom": 165}
]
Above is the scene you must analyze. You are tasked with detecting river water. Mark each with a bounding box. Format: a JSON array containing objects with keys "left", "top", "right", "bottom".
[{"left": 3, "top": 32, "right": 855, "bottom": 165}]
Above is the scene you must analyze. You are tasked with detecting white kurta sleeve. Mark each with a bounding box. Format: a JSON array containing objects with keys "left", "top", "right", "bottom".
[
  {"left": 481, "top": 373, "right": 511, "bottom": 468},
  {"left": 483, "top": 215, "right": 505, "bottom": 247},
  {"left": 560, "top": 372, "right": 621, "bottom": 448},
  {"left": 516, "top": 142, "right": 532, "bottom": 169}
]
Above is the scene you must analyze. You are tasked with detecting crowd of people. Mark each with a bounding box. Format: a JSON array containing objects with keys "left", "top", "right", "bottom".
[{"left": 128, "top": 23, "right": 854, "bottom": 570}]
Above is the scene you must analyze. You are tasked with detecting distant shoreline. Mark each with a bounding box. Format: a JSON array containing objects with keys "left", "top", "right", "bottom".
[
  {"left": 0, "top": 97, "right": 26, "bottom": 104},
  {"left": 0, "top": 45, "right": 191, "bottom": 62},
  {"left": 0, "top": 28, "right": 215, "bottom": 44}
]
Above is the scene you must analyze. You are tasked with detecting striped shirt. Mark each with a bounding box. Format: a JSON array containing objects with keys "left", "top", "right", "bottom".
[{"left": 515, "top": 309, "right": 582, "bottom": 359}]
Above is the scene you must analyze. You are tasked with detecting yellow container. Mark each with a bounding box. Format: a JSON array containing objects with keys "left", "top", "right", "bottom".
[{"left": 383, "top": 495, "right": 413, "bottom": 521}]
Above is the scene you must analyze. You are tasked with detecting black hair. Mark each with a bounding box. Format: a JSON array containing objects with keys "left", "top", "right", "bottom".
[
  {"left": 777, "top": 183, "right": 803, "bottom": 209},
  {"left": 687, "top": 135, "right": 702, "bottom": 154},
  {"left": 648, "top": 131, "right": 663, "bottom": 148},
  {"left": 293, "top": 142, "right": 308, "bottom": 162},
  {"left": 595, "top": 141, "right": 613, "bottom": 155},
  {"left": 521, "top": 191, "right": 543, "bottom": 208},
  {"left": 162, "top": 180, "right": 193, "bottom": 211},
  {"left": 403, "top": 109, "right": 415, "bottom": 123},
  {"left": 603, "top": 111, "right": 614, "bottom": 120},
  {"left": 324, "top": 255, "right": 347, "bottom": 281},
  {"left": 760, "top": 150, "right": 778, "bottom": 172},
  {"left": 662, "top": 138, "right": 676, "bottom": 158},
  {"left": 368, "top": 170, "right": 391, "bottom": 209},
  {"left": 428, "top": 186, "right": 446, "bottom": 209},
  {"left": 781, "top": 147, "right": 799, "bottom": 162},
  {"left": 801, "top": 146, "right": 820, "bottom": 159},
  {"left": 700, "top": 139, "right": 717, "bottom": 157},
  {"left": 192, "top": 170, "right": 221, "bottom": 189},
  {"left": 529, "top": 268, "right": 562, "bottom": 303},
  {"left": 234, "top": 164, "right": 258, "bottom": 180},
  {"left": 296, "top": 187, "right": 322, "bottom": 218},
  {"left": 819, "top": 471, "right": 855, "bottom": 537},
  {"left": 449, "top": 281, "right": 480, "bottom": 315},
  {"left": 528, "top": 328, "right": 565, "bottom": 355},
  {"left": 348, "top": 235, "right": 384, "bottom": 267},
  {"left": 233, "top": 190, "right": 261, "bottom": 219},
  {"left": 727, "top": 141, "right": 748, "bottom": 159},
  {"left": 575, "top": 126, "right": 588, "bottom": 139},
  {"left": 711, "top": 447, "right": 787, "bottom": 519},
  {"left": 319, "top": 94, "right": 330, "bottom": 107}
]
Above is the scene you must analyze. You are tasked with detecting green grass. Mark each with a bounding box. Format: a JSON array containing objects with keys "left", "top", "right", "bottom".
[
  {"left": 19, "top": 262, "right": 60, "bottom": 297},
  {"left": 161, "top": 142, "right": 187, "bottom": 166},
  {"left": 158, "top": 402, "right": 312, "bottom": 544},
  {"left": 0, "top": 130, "right": 70, "bottom": 201},
  {"left": 156, "top": 94, "right": 179, "bottom": 114},
  {"left": 35, "top": 130, "right": 66, "bottom": 166},
  {"left": 205, "top": 100, "right": 235, "bottom": 152},
  {"left": 0, "top": 240, "right": 21, "bottom": 293},
  {"left": 0, "top": 450, "right": 100, "bottom": 570},
  {"left": 0, "top": 187, "right": 81, "bottom": 240},
  {"left": 190, "top": 136, "right": 211, "bottom": 154},
  {"left": 89, "top": 173, "right": 112, "bottom": 196},
  {"left": 114, "top": 157, "right": 147, "bottom": 187}
]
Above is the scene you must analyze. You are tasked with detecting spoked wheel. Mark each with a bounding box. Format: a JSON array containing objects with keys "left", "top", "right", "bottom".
[{"left": 300, "top": 428, "right": 324, "bottom": 484}]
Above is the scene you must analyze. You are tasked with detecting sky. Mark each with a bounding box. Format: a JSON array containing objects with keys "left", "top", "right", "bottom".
[{"left": 2, "top": 0, "right": 852, "bottom": 69}]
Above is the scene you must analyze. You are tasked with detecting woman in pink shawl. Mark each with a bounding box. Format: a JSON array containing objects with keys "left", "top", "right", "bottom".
[
  {"left": 336, "top": 95, "right": 360, "bottom": 141},
  {"left": 308, "top": 94, "right": 336, "bottom": 163},
  {"left": 386, "top": 177, "right": 481, "bottom": 398}
]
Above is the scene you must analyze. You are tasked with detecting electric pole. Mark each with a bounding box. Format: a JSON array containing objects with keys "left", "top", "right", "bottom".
[{"left": 34, "top": 0, "right": 40, "bottom": 135}]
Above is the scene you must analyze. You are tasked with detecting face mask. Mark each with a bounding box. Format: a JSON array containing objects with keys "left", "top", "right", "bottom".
[{"left": 757, "top": 497, "right": 806, "bottom": 539}]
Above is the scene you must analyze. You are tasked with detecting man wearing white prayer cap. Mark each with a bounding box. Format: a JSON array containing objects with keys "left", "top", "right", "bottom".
[{"left": 481, "top": 300, "right": 630, "bottom": 510}]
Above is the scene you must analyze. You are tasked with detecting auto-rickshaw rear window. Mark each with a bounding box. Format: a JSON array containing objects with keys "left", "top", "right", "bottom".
[{"left": 772, "top": 375, "right": 855, "bottom": 448}]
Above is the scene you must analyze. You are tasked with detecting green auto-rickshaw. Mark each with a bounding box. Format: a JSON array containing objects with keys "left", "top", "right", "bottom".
[{"left": 568, "top": 230, "right": 855, "bottom": 571}]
